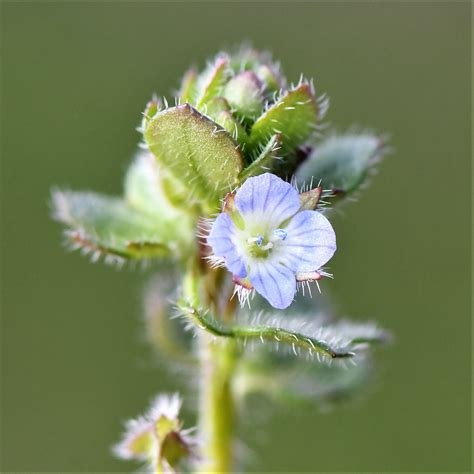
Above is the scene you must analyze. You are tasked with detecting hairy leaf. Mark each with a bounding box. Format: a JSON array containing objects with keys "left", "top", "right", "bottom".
[
  {"left": 232, "top": 311, "right": 388, "bottom": 407},
  {"left": 179, "top": 69, "right": 198, "bottom": 104},
  {"left": 141, "top": 97, "right": 162, "bottom": 132},
  {"left": 202, "top": 98, "right": 249, "bottom": 146},
  {"left": 143, "top": 104, "right": 243, "bottom": 207},
  {"left": 249, "top": 82, "right": 318, "bottom": 156},
  {"left": 124, "top": 152, "right": 195, "bottom": 225},
  {"left": 237, "top": 349, "right": 375, "bottom": 409},
  {"left": 52, "top": 190, "right": 171, "bottom": 261},
  {"left": 196, "top": 56, "right": 230, "bottom": 109},
  {"left": 296, "top": 132, "right": 388, "bottom": 194},
  {"left": 177, "top": 303, "right": 388, "bottom": 360},
  {"left": 238, "top": 134, "right": 282, "bottom": 181},
  {"left": 144, "top": 275, "right": 196, "bottom": 364},
  {"left": 255, "top": 63, "right": 284, "bottom": 95}
]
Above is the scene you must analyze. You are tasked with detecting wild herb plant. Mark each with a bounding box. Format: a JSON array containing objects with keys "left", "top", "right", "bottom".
[{"left": 52, "top": 47, "right": 389, "bottom": 473}]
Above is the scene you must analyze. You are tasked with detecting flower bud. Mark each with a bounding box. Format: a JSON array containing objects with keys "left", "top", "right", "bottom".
[
  {"left": 113, "top": 394, "right": 196, "bottom": 473},
  {"left": 223, "top": 71, "right": 264, "bottom": 118}
]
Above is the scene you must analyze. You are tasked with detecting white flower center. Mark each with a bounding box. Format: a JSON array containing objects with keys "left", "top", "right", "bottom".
[{"left": 245, "top": 228, "right": 287, "bottom": 258}]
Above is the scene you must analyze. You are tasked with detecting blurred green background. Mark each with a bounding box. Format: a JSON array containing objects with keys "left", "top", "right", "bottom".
[{"left": 1, "top": 1, "right": 471, "bottom": 472}]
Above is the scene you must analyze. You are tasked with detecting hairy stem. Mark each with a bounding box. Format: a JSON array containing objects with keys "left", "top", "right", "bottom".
[
  {"left": 199, "top": 335, "right": 236, "bottom": 472},
  {"left": 184, "top": 265, "right": 237, "bottom": 472}
]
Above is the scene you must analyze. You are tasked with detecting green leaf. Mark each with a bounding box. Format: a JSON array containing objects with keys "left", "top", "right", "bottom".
[
  {"left": 143, "top": 104, "right": 243, "bottom": 207},
  {"left": 141, "top": 97, "right": 161, "bottom": 132},
  {"left": 179, "top": 68, "right": 198, "bottom": 104},
  {"left": 203, "top": 96, "right": 230, "bottom": 117},
  {"left": 215, "top": 111, "right": 249, "bottom": 146},
  {"left": 196, "top": 56, "right": 230, "bottom": 109},
  {"left": 237, "top": 349, "right": 375, "bottom": 409},
  {"left": 249, "top": 82, "right": 318, "bottom": 156},
  {"left": 228, "top": 46, "right": 275, "bottom": 76},
  {"left": 124, "top": 152, "right": 193, "bottom": 222},
  {"left": 255, "top": 63, "right": 284, "bottom": 95},
  {"left": 290, "top": 356, "right": 374, "bottom": 407},
  {"left": 52, "top": 190, "right": 171, "bottom": 262},
  {"left": 229, "top": 46, "right": 263, "bottom": 72},
  {"left": 238, "top": 134, "right": 281, "bottom": 181},
  {"left": 144, "top": 275, "right": 196, "bottom": 364},
  {"left": 232, "top": 312, "right": 388, "bottom": 407},
  {"left": 177, "top": 302, "right": 389, "bottom": 360},
  {"left": 295, "top": 132, "right": 387, "bottom": 194},
  {"left": 202, "top": 98, "right": 249, "bottom": 146}
]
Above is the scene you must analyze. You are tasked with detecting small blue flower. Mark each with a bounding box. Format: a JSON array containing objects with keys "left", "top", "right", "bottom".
[{"left": 207, "top": 173, "right": 336, "bottom": 309}]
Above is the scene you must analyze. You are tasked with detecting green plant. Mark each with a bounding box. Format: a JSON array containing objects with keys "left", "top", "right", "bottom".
[{"left": 52, "top": 47, "right": 389, "bottom": 473}]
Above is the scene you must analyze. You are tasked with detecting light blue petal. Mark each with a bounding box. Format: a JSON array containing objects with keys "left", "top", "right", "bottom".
[
  {"left": 234, "top": 173, "right": 300, "bottom": 227},
  {"left": 207, "top": 213, "right": 247, "bottom": 277},
  {"left": 280, "top": 210, "right": 336, "bottom": 272},
  {"left": 249, "top": 260, "right": 296, "bottom": 309}
]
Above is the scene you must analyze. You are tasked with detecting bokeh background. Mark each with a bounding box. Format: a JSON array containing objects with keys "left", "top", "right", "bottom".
[{"left": 1, "top": 1, "right": 471, "bottom": 472}]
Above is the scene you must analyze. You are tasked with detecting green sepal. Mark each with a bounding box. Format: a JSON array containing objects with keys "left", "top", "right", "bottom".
[
  {"left": 126, "top": 429, "right": 154, "bottom": 458},
  {"left": 155, "top": 415, "right": 180, "bottom": 440},
  {"left": 238, "top": 134, "right": 281, "bottom": 181},
  {"left": 143, "top": 104, "right": 243, "bottom": 208},
  {"left": 154, "top": 412, "right": 193, "bottom": 471},
  {"left": 249, "top": 82, "right": 318, "bottom": 156},
  {"left": 299, "top": 186, "right": 323, "bottom": 210},
  {"left": 52, "top": 191, "right": 171, "bottom": 261},
  {"left": 295, "top": 132, "right": 387, "bottom": 195},
  {"left": 160, "top": 430, "right": 191, "bottom": 468},
  {"left": 220, "top": 192, "right": 244, "bottom": 230},
  {"left": 221, "top": 191, "right": 236, "bottom": 213}
]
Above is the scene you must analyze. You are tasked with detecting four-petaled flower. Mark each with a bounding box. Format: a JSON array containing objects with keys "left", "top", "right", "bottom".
[{"left": 207, "top": 173, "right": 337, "bottom": 309}]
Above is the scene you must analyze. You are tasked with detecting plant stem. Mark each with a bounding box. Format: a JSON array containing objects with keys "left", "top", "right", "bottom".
[
  {"left": 198, "top": 334, "right": 236, "bottom": 472},
  {"left": 184, "top": 261, "right": 237, "bottom": 472}
]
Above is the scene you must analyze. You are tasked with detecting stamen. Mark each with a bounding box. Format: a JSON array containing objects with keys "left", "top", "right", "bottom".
[
  {"left": 273, "top": 229, "right": 287, "bottom": 241},
  {"left": 248, "top": 235, "right": 264, "bottom": 246}
]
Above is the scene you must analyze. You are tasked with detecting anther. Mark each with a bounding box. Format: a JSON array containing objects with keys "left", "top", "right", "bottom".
[
  {"left": 273, "top": 229, "right": 287, "bottom": 240},
  {"left": 248, "top": 235, "right": 264, "bottom": 246}
]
